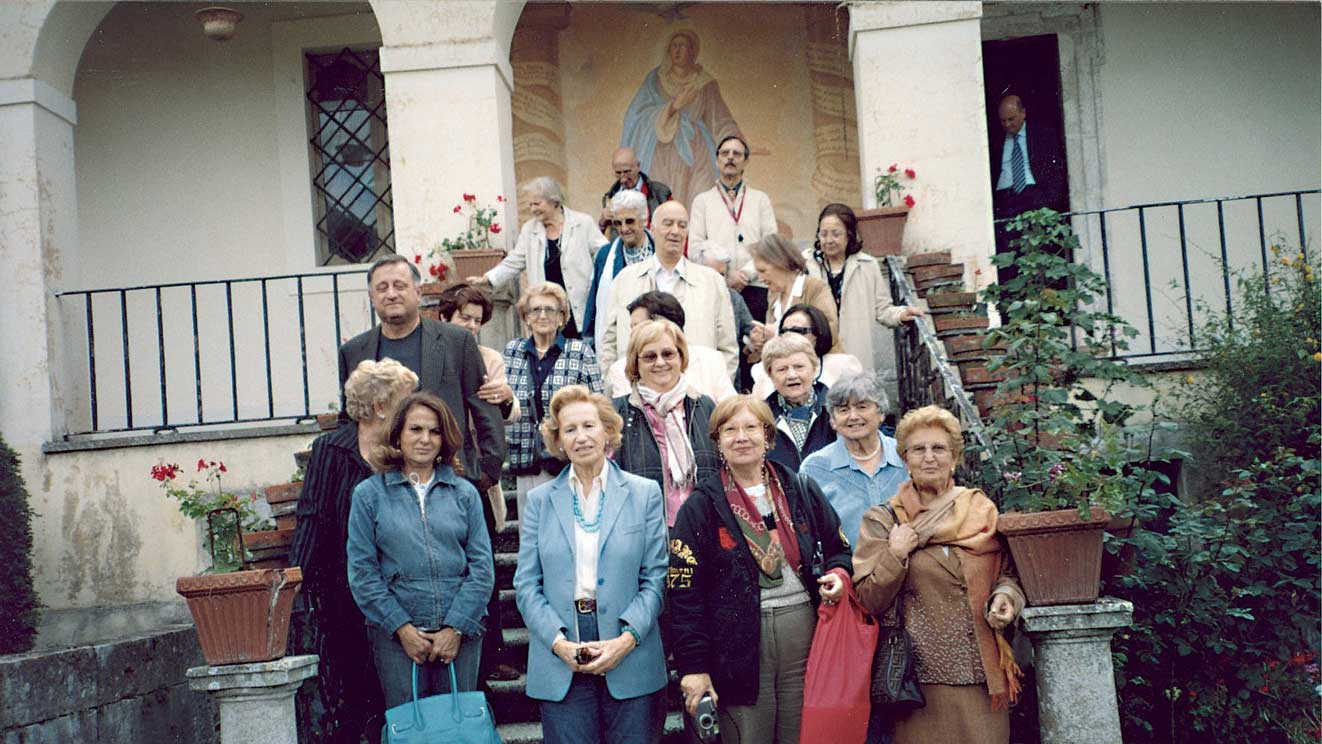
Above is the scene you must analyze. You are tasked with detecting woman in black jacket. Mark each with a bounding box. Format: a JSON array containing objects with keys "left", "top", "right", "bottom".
[
  {"left": 668, "top": 394, "right": 852, "bottom": 744},
  {"left": 612, "top": 318, "right": 721, "bottom": 529}
]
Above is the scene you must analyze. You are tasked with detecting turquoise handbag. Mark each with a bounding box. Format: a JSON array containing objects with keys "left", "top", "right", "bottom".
[{"left": 382, "top": 663, "right": 503, "bottom": 744}]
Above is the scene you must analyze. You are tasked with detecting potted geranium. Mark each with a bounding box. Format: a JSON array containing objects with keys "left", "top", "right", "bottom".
[
  {"left": 155, "top": 459, "right": 302, "bottom": 665},
  {"left": 974, "top": 209, "right": 1170, "bottom": 606},
  {"left": 431, "top": 192, "right": 506, "bottom": 279},
  {"left": 856, "top": 163, "right": 916, "bottom": 257}
]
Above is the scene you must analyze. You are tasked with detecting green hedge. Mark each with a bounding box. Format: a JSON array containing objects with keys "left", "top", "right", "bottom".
[{"left": 0, "top": 434, "right": 40, "bottom": 654}]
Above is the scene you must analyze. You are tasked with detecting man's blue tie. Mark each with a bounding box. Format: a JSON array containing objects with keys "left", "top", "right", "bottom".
[{"left": 1011, "top": 135, "right": 1027, "bottom": 194}]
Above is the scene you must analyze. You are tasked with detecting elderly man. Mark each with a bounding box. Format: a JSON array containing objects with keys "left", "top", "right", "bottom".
[
  {"left": 991, "top": 94, "right": 1068, "bottom": 282},
  {"left": 600, "top": 200, "right": 738, "bottom": 378},
  {"left": 688, "top": 134, "right": 778, "bottom": 324},
  {"left": 599, "top": 146, "right": 672, "bottom": 236},
  {"left": 582, "top": 189, "right": 654, "bottom": 351},
  {"left": 800, "top": 371, "right": 907, "bottom": 546},
  {"left": 338, "top": 255, "right": 506, "bottom": 490}
]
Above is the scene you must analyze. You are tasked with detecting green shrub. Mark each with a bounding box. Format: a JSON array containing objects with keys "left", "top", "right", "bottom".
[
  {"left": 1108, "top": 249, "right": 1322, "bottom": 743},
  {"left": 0, "top": 435, "right": 40, "bottom": 653}
]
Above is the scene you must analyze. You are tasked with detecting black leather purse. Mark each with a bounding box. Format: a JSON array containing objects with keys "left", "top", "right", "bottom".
[{"left": 869, "top": 505, "right": 926, "bottom": 711}]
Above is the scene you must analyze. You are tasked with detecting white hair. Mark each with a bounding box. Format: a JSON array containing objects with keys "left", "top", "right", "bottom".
[
  {"left": 609, "top": 189, "right": 648, "bottom": 220},
  {"left": 522, "top": 176, "right": 564, "bottom": 208}
]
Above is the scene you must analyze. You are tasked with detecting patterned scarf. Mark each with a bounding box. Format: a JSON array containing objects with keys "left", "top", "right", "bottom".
[
  {"left": 775, "top": 387, "right": 818, "bottom": 453},
  {"left": 635, "top": 379, "right": 695, "bottom": 527},
  {"left": 721, "top": 465, "right": 803, "bottom": 588}
]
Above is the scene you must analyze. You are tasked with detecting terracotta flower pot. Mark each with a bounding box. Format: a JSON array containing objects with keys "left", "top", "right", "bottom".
[
  {"left": 998, "top": 506, "right": 1108, "bottom": 606},
  {"left": 856, "top": 206, "right": 909, "bottom": 257},
  {"left": 176, "top": 567, "right": 303, "bottom": 665},
  {"left": 451, "top": 249, "right": 506, "bottom": 279}
]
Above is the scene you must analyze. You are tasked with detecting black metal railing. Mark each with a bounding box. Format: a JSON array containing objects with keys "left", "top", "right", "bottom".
[
  {"left": 55, "top": 269, "right": 375, "bottom": 437},
  {"left": 884, "top": 256, "right": 994, "bottom": 479},
  {"left": 997, "top": 188, "right": 1319, "bottom": 361}
]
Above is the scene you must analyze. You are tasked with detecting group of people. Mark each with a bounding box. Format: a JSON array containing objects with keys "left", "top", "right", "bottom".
[{"left": 290, "top": 132, "right": 1028, "bottom": 744}]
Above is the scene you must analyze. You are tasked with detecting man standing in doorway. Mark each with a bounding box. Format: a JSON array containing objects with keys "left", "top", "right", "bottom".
[
  {"left": 599, "top": 147, "right": 672, "bottom": 237},
  {"left": 688, "top": 135, "right": 778, "bottom": 325},
  {"left": 991, "top": 94, "right": 1068, "bottom": 281},
  {"left": 338, "top": 255, "right": 506, "bottom": 491}
]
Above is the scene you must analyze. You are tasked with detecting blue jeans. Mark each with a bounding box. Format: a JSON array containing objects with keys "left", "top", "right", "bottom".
[
  {"left": 538, "top": 612, "right": 665, "bottom": 744},
  {"left": 369, "top": 625, "right": 482, "bottom": 710}
]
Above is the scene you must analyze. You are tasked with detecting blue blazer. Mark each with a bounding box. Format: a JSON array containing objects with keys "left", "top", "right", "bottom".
[{"left": 513, "top": 460, "right": 668, "bottom": 702}]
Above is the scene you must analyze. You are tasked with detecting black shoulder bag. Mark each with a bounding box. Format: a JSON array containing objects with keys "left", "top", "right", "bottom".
[{"left": 869, "top": 504, "right": 926, "bottom": 711}]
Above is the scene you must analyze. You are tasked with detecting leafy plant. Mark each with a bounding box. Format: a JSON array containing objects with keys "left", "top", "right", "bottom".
[
  {"left": 976, "top": 208, "right": 1167, "bottom": 515},
  {"left": 0, "top": 434, "right": 40, "bottom": 653},
  {"left": 152, "top": 459, "right": 273, "bottom": 573},
  {"left": 874, "top": 163, "right": 917, "bottom": 208},
  {"left": 1107, "top": 247, "right": 1321, "bottom": 743}
]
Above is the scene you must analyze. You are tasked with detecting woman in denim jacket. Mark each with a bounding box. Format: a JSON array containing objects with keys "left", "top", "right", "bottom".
[{"left": 347, "top": 391, "right": 495, "bottom": 706}]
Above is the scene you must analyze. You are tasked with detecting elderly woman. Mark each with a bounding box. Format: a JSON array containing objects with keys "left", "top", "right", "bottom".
[
  {"left": 605, "top": 291, "right": 737, "bottom": 403},
  {"left": 799, "top": 371, "right": 908, "bottom": 547},
  {"left": 669, "top": 395, "right": 852, "bottom": 744},
  {"left": 853, "top": 405, "right": 1025, "bottom": 744},
  {"left": 760, "top": 333, "right": 836, "bottom": 470},
  {"left": 437, "top": 282, "right": 523, "bottom": 682},
  {"left": 750, "top": 303, "right": 863, "bottom": 400},
  {"left": 473, "top": 176, "right": 608, "bottom": 337},
  {"left": 347, "top": 392, "right": 495, "bottom": 705},
  {"left": 504, "top": 282, "right": 604, "bottom": 520},
  {"left": 745, "top": 233, "right": 840, "bottom": 362},
  {"left": 513, "top": 385, "right": 669, "bottom": 744},
  {"left": 612, "top": 319, "right": 722, "bottom": 528},
  {"left": 804, "top": 203, "right": 924, "bottom": 369},
  {"left": 583, "top": 189, "right": 654, "bottom": 350},
  {"left": 291, "top": 359, "right": 417, "bottom": 741}
]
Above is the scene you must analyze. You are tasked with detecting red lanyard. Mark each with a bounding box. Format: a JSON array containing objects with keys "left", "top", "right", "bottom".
[{"left": 720, "top": 184, "right": 745, "bottom": 225}]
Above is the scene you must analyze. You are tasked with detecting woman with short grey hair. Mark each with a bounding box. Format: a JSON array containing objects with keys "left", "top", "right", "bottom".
[
  {"left": 472, "top": 177, "right": 607, "bottom": 338},
  {"left": 582, "top": 188, "right": 655, "bottom": 348},
  {"left": 801, "top": 370, "right": 908, "bottom": 546}
]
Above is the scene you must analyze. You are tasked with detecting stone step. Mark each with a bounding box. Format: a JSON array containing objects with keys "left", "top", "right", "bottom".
[{"left": 495, "top": 711, "right": 688, "bottom": 744}]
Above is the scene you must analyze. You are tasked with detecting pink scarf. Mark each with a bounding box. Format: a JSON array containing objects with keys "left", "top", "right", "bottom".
[{"left": 636, "top": 378, "right": 696, "bottom": 526}]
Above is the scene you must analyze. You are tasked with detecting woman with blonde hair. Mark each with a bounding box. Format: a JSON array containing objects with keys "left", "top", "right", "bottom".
[
  {"left": 514, "top": 385, "right": 669, "bottom": 743},
  {"left": 612, "top": 318, "right": 721, "bottom": 528},
  {"left": 852, "top": 404, "right": 1024, "bottom": 743}
]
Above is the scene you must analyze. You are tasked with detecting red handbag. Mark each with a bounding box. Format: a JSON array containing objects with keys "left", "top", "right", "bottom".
[{"left": 800, "top": 574, "right": 879, "bottom": 744}]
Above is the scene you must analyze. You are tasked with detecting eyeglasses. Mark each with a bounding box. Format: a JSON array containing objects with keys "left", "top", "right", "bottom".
[
  {"left": 905, "top": 443, "right": 951, "bottom": 458},
  {"left": 717, "top": 148, "right": 746, "bottom": 159},
  {"left": 611, "top": 218, "right": 640, "bottom": 227},
  {"left": 781, "top": 326, "right": 815, "bottom": 336},
  {"left": 639, "top": 349, "right": 679, "bottom": 364},
  {"left": 718, "top": 423, "right": 763, "bottom": 438},
  {"left": 817, "top": 230, "right": 846, "bottom": 241},
  {"left": 527, "top": 306, "right": 561, "bottom": 317}
]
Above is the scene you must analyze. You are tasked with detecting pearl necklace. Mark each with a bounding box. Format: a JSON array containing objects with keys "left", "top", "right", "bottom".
[{"left": 848, "top": 441, "right": 881, "bottom": 461}]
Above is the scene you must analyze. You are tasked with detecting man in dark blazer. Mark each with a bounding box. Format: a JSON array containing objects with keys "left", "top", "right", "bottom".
[
  {"left": 338, "top": 255, "right": 506, "bottom": 490},
  {"left": 990, "top": 94, "right": 1070, "bottom": 282},
  {"left": 599, "top": 147, "right": 672, "bottom": 238}
]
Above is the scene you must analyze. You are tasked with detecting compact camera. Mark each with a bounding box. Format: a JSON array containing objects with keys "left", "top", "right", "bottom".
[{"left": 690, "top": 694, "right": 720, "bottom": 743}]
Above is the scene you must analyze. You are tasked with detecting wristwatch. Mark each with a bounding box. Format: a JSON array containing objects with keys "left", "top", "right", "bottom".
[{"left": 442, "top": 625, "right": 463, "bottom": 639}]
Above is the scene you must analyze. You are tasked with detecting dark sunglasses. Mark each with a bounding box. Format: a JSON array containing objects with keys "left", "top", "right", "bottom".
[
  {"left": 611, "top": 218, "right": 640, "bottom": 227},
  {"left": 781, "top": 326, "right": 815, "bottom": 336}
]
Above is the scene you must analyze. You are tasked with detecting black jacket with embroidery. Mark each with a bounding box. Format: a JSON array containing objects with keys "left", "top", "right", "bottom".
[{"left": 665, "top": 459, "right": 852, "bottom": 706}]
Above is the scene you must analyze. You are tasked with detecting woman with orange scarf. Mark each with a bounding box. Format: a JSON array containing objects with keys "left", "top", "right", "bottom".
[{"left": 852, "top": 405, "right": 1024, "bottom": 743}]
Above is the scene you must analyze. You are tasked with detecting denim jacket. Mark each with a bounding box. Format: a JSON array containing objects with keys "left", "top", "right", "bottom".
[{"left": 346, "top": 466, "right": 493, "bottom": 637}]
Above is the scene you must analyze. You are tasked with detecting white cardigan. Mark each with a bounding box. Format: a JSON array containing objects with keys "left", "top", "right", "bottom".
[
  {"left": 688, "top": 185, "right": 777, "bottom": 282},
  {"left": 485, "top": 207, "right": 607, "bottom": 327},
  {"left": 802, "top": 249, "right": 910, "bottom": 370}
]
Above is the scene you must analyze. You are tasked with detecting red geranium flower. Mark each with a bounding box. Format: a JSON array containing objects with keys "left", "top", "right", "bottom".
[
  {"left": 437, "top": 263, "right": 449, "bottom": 280},
  {"left": 197, "top": 459, "right": 208, "bottom": 471},
  {"left": 463, "top": 193, "right": 476, "bottom": 202},
  {"left": 888, "top": 163, "right": 898, "bottom": 173},
  {"left": 414, "top": 254, "right": 422, "bottom": 264},
  {"left": 490, "top": 224, "right": 502, "bottom": 234},
  {"left": 496, "top": 195, "right": 505, "bottom": 202},
  {"left": 429, "top": 264, "right": 440, "bottom": 277},
  {"left": 218, "top": 462, "right": 227, "bottom": 473},
  {"left": 453, "top": 205, "right": 462, "bottom": 214},
  {"left": 904, "top": 168, "right": 916, "bottom": 179},
  {"left": 903, "top": 194, "right": 916, "bottom": 208}
]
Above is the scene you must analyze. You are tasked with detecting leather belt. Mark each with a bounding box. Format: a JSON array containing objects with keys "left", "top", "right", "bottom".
[{"left": 574, "top": 598, "right": 597, "bottom": 614}]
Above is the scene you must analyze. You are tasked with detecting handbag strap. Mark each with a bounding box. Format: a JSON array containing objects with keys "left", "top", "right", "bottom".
[
  {"left": 878, "top": 504, "right": 907, "bottom": 624},
  {"left": 410, "top": 663, "right": 424, "bottom": 729},
  {"left": 409, "top": 661, "right": 466, "bottom": 727}
]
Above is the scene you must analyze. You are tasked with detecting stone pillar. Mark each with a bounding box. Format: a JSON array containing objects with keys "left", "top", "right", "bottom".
[
  {"left": 187, "top": 655, "right": 318, "bottom": 744},
  {"left": 510, "top": 3, "right": 571, "bottom": 226},
  {"left": 1020, "top": 598, "right": 1133, "bottom": 744},
  {"left": 847, "top": 1, "right": 996, "bottom": 295}
]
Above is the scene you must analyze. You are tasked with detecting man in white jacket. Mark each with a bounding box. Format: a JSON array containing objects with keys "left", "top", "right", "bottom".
[
  {"left": 600, "top": 201, "right": 739, "bottom": 378},
  {"left": 688, "top": 134, "right": 778, "bottom": 324}
]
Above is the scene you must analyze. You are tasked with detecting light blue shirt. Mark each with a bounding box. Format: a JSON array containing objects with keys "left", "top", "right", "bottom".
[
  {"left": 800, "top": 433, "right": 908, "bottom": 547},
  {"left": 996, "top": 123, "right": 1037, "bottom": 191}
]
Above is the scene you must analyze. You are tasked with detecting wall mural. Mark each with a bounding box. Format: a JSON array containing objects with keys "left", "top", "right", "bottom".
[{"left": 511, "top": 2, "right": 861, "bottom": 242}]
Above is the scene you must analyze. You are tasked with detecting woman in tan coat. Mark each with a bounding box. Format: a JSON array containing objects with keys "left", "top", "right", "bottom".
[
  {"left": 745, "top": 233, "right": 841, "bottom": 363},
  {"left": 852, "top": 405, "right": 1025, "bottom": 743}
]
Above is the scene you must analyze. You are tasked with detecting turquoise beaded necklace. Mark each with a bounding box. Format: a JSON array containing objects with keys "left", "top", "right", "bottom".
[{"left": 572, "top": 485, "right": 607, "bottom": 532}]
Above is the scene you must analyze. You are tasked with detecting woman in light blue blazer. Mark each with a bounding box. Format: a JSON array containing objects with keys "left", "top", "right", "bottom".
[{"left": 513, "top": 385, "right": 668, "bottom": 744}]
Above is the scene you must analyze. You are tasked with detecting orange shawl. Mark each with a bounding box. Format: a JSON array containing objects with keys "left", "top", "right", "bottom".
[{"left": 893, "top": 481, "right": 1023, "bottom": 709}]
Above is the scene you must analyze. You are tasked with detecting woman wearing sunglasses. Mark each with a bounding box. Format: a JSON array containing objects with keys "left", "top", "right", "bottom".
[
  {"left": 582, "top": 189, "right": 655, "bottom": 351},
  {"left": 612, "top": 319, "right": 721, "bottom": 530}
]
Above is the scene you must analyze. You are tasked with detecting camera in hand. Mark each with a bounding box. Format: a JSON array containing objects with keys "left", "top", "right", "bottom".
[
  {"left": 574, "top": 646, "right": 591, "bottom": 665},
  {"left": 690, "top": 694, "right": 719, "bottom": 742}
]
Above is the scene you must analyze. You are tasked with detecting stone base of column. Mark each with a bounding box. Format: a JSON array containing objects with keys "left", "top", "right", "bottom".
[
  {"left": 1020, "top": 598, "right": 1133, "bottom": 744},
  {"left": 187, "top": 655, "right": 318, "bottom": 744}
]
